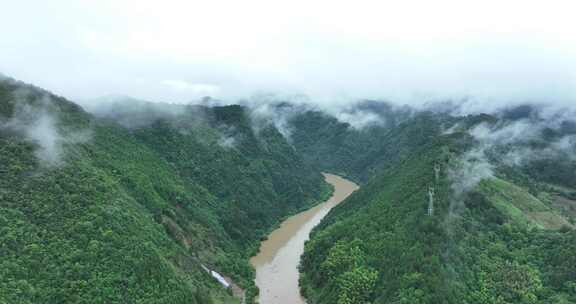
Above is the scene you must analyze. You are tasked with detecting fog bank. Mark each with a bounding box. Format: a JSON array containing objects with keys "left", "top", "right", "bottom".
[{"left": 1, "top": 0, "right": 575, "bottom": 109}]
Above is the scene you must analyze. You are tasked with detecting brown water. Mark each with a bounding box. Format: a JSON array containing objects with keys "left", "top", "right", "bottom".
[{"left": 250, "top": 173, "right": 359, "bottom": 304}]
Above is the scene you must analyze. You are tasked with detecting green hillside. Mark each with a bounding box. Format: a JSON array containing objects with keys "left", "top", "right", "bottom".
[
  {"left": 297, "top": 112, "right": 576, "bottom": 303},
  {"left": 290, "top": 107, "right": 449, "bottom": 183},
  {"left": 2, "top": 76, "right": 576, "bottom": 304},
  {"left": 299, "top": 128, "right": 455, "bottom": 303},
  {"left": 0, "top": 78, "right": 328, "bottom": 304},
  {"left": 478, "top": 178, "right": 571, "bottom": 230}
]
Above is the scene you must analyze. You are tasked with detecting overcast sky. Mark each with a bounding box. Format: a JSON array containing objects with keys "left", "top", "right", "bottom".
[{"left": 1, "top": 0, "right": 575, "bottom": 108}]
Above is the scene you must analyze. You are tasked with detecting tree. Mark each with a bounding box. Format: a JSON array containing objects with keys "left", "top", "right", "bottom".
[{"left": 336, "top": 266, "right": 378, "bottom": 304}]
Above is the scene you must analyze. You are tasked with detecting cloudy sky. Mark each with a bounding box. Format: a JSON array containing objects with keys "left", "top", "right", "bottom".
[{"left": 1, "top": 0, "right": 575, "bottom": 107}]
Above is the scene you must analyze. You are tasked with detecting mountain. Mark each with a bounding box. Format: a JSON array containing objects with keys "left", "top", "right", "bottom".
[
  {"left": 0, "top": 77, "right": 329, "bottom": 304},
  {"left": 289, "top": 104, "right": 452, "bottom": 183},
  {"left": 2, "top": 75, "right": 576, "bottom": 304},
  {"left": 295, "top": 107, "right": 576, "bottom": 303}
]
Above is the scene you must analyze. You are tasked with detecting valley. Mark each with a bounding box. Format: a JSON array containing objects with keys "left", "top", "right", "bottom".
[
  {"left": 3, "top": 2, "right": 576, "bottom": 303},
  {"left": 1, "top": 76, "right": 576, "bottom": 304},
  {"left": 251, "top": 174, "right": 358, "bottom": 304}
]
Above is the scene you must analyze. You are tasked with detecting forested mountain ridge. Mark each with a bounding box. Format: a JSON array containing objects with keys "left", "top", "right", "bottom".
[
  {"left": 289, "top": 104, "right": 444, "bottom": 183},
  {"left": 2, "top": 75, "right": 576, "bottom": 304},
  {"left": 0, "top": 77, "right": 329, "bottom": 304},
  {"left": 296, "top": 107, "right": 576, "bottom": 304}
]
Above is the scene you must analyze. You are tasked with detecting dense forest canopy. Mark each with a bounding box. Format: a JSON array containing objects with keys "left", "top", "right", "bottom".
[
  {"left": 294, "top": 103, "right": 576, "bottom": 304},
  {"left": 1, "top": 75, "right": 576, "bottom": 304},
  {"left": 0, "top": 77, "right": 329, "bottom": 304}
]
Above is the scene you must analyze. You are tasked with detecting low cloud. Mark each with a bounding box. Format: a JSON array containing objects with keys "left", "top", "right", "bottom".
[
  {"left": 217, "top": 135, "right": 236, "bottom": 149},
  {"left": 215, "top": 125, "right": 239, "bottom": 149},
  {"left": 469, "top": 120, "right": 540, "bottom": 146},
  {"left": 0, "top": 94, "right": 90, "bottom": 167},
  {"left": 469, "top": 112, "right": 576, "bottom": 166},
  {"left": 449, "top": 147, "right": 494, "bottom": 198},
  {"left": 245, "top": 93, "right": 312, "bottom": 142},
  {"left": 448, "top": 105, "right": 576, "bottom": 196},
  {"left": 333, "top": 108, "right": 383, "bottom": 130},
  {"left": 80, "top": 95, "right": 208, "bottom": 130},
  {"left": 79, "top": 94, "right": 244, "bottom": 149}
]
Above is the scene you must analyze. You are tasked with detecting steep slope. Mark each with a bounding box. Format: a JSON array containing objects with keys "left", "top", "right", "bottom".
[
  {"left": 299, "top": 125, "right": 455, "bottom": 304},
  {"left": 298, "top": 109, "right": 576, "bottom": 303},
  {"left": 0, "top": 77, "right": 328, "bottom": 304},
  {"left": 290, "top": 107, "right": 446, "bottom": 183}
]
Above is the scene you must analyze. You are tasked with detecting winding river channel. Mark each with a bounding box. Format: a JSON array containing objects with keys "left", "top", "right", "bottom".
[{"left": 250, "top": 173, "right": 359, "bottom": 304}]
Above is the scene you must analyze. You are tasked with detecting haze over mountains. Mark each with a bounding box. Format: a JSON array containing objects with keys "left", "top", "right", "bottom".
[
  {"left": 2, "top": 1, "right": 576, "bottom": 303},
  {"left": 1, "top": 75, "right": 576, "bottom": 303}
]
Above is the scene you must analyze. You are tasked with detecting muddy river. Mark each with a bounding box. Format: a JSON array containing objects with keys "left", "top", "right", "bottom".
[{"left": 250, "top": 173, "right": 359, "bottom": 304}]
